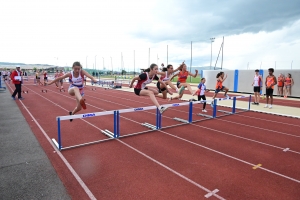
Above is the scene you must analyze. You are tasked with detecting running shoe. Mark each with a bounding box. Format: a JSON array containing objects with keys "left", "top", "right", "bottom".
[
  {"left": 18, "top": 97, "right": 24, "bottom": 100},
  {"left": 264, "top": 104, "right": 268, "bottom": 108},
  {"left": 202, "top": 109, "right": 207, "bottom": 112},
  {"left": 80, "top": 98, "right": 87, "bottom": 109},
  {"left": 269, "top": 105, "right": 272, "bottom": 109},
  {"left": 210, "top": 101, "right": 214, "bottom": 108},
  {"left": 159, "top": 106, "right": 168, "bottom": 114},
  {"left": 224, "top": 94, "right": 229, "bottom": 98},
  {"left": 11, "top": 96, "right": 16, "bottom": 100},
  {"left": 69, "top": 111, "right": 73, "bottom": 122}
]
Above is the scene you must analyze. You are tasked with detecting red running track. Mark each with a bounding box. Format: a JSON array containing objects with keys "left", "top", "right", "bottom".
[{"left": 6, "top": 82, "right": 300, "bottom": 199}]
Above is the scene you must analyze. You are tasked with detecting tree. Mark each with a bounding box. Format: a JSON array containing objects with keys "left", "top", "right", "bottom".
[
  {"left": 33, "top": 67, "right": 37, "bottom": 72},
  {"left": 121, "top": 70, "right": 126, "bottom": 75}
]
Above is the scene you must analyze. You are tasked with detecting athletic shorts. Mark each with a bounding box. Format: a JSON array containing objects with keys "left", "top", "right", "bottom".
[
  {"left": 266, "top": 88, "right": 274, "bottom": 96},
  {"left": 176, "top": 81, "right": 181, "bottom": 88},
  {"left": 253, "top": 86, "right": 260, "bottom": 93},
  {"left": 36, "top": 77, "right": 40, "bottom": 79},
  {"left": 215, "top": 86, "right": 225, "bottom": 93},
  {"left": 59, "top": 79, "right": 63, "bottom": 83},
  {"left": 44, "top": 77, "right": 48, "bottom": 80},
  {"left": 156, "top": 82, "right": 166, "bottom": 93},
  {"left": 134, "top": 87, "right": 148, "bottom": 96},
  {"left": 285, "top": 85, "right": 291, "bottom": 88}
]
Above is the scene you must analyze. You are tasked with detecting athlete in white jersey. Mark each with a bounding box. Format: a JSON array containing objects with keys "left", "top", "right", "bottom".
[
  {"left": 252, "top": 69, "right": 263, "bottom": 105},
  {"left": 48, "top": 61, "right": 98, "bottom": 121},
  {"left": 156, "top": 64, "right": 180, "bottom": 99}
]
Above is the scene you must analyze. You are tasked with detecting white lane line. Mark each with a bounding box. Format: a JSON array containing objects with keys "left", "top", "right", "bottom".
[
  {"left": 236, "top": 113, "right": 300, "bottom": 127},
  {"left": 22, "top": 86, "right": 225, "bottom": 199},
  {"left": 158, "top": 129, "right": 300, "bottom": 184},
  {"left": 118, "top": 140, "right": 225, "bottom": 200},
  {"left": 216, "top": 118, "right": 300, "bottom": 138},
  {"left": 82, "top": 89, "right": 300, "bottom": 155},
  {"left": 283, "top": 148, "right": 290, "bottom": 152},
  {"left": 7, "top": 84, "right": 96, "bottom": 200},
  {"left": 205, "top": 189, "right": 219, "bottom": 198},
  {"left": 43, "top": 86, "right": 300, "bottom": 184}
]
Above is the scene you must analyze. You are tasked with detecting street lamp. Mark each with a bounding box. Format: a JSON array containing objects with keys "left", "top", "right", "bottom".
[
  {"left": 86, "top": 56, "right": 88, "bottom": 69},
  {"left": 110, "top": 57, "right": 113, "bottom": 75},
  {"left": 210, "top": 38, "right": 215, "bottom": 70},
  {"left": 95, "top": 55, "right": 97, "bottom": 70}
]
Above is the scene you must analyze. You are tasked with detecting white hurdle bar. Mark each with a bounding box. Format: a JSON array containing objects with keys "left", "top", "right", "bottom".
[{"left": 53, "top": 95, "right": 250, "bottom": 150}]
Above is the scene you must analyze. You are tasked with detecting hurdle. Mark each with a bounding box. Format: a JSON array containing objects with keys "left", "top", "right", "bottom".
[
  {"left": 53, "top": 95, "right": 251, "bottom": 151},
  {"left": 0, "top": 77, "right": 6, "bottom": 90}
]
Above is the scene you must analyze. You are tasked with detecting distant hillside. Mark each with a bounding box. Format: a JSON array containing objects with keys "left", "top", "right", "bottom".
[{"left": 0, "top": 62, "right": 51, "bottom": 66}]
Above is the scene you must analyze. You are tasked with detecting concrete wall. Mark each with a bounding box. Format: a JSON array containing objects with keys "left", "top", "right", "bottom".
[{"left": 202, "top": 69, "right": 299, "bottom": 97}]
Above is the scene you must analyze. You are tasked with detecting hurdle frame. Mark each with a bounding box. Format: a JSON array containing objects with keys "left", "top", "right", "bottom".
[
  {"left": 0, "top": 77, "right": 6, "bottom": 90},
  {"left": 52, "top": 95, "right": 251, "bottom": 151}
]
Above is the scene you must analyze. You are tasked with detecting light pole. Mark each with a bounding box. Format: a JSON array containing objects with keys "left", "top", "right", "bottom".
[
  {"left": 210, "top": 38, "right": 215, "bottom": 70},
  {"left": 110, "top": 57, "right": 113, "bottom": 75},
  {"left": 86, "top": 56, "right": 88, "bottom": 69},
  {"left": 95, "top": 55, "right": 97, "bottom": 71}
]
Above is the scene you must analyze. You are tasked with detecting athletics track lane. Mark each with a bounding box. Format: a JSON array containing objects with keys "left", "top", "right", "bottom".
[
  {"left": 78, "top": 85, "right": 300, "bottom": 199},
  {"left": 7, "top": 82, "right": 300, "bottom": 198}
]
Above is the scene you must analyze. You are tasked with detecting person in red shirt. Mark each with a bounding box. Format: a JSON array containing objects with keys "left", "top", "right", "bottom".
[
  {"left": 264, "top": 68, "right": 277, "bottom": 109},
  {"left": 129, "top": 63, "right": 172, "bottom": 114},
  {"left": 284, "top": 73, "right": 294, "bottom": 98},
  {"left": 169, "top": 62, "right": 198, "bottom": 100},
  {"left": 11, "top": 66, "right": 24, "bottom": 100},
  {"left": 277, "top": 73, "right": 284, "bottom": 97},
  {"left": 43, "top": 70, "right": 48, "bottom": 85}
]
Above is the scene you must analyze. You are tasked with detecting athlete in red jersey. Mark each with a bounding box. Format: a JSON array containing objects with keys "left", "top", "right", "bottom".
[
  {"left": 156, "top": 64, "right": 180, "bottom": 99},
  {"left": 277, "top": 73, "right": 284, "bottom": 97},
  {"left": 129, "top": 63, "right": 172, "bottom": 114},
  {"left": 43, "top": 70, "right": 48, "bottom": 85},
  {"left": 210, "top": 72, "right": 229, "bottom": 107},
  {"left": 264, "top": 68, "right": 277, "bottom": 109},
  {"left": 284, "top": 73, "right": 294, "bottom": 98},
  {"left": 58, "top": 70, "right": 65, "bottom": 90},
  {"left": 169, "top": 62, "right": 198, "bottom": 100}
]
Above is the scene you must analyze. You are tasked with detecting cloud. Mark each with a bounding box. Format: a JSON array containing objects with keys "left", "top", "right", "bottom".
[{"left": 131, "top": 0, "right": 300, "bottom": 43}]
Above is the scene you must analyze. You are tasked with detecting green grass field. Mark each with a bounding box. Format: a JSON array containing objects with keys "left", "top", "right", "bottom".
[{"left": 98, "top": 75, "right": 202, "bottom": 83}]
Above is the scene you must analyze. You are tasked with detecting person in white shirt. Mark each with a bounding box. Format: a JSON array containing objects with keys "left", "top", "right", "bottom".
[{"left": 252, "top": 69, "right": 263, "bottom": 105}]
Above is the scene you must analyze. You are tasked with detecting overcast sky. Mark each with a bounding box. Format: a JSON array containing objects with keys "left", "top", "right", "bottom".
[{"left": 1, "top": 0, "right": 300, "bottom": 70}]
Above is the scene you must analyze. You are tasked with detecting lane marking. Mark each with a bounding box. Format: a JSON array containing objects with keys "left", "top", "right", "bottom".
[
  {"left": 6, "top": 84, "right": 96, "bottom": 200},
  {"left": 23, "top": 85, "right": 300, "bottom": 186},
  {"left": 283, "top": 148, "right": 290, "bottom": 152},
  {"left": 253, "top": 164, "right": 262, "bottom": 170},
  {"left": 21, "top": 85, "right": 225, "bottom": 199},
  {"left": 205, "top": 189, "right": 219, "bottom": 198}
]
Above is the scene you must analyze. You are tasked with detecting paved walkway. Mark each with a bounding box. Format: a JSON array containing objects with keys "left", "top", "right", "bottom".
[{"left": 0, "top": 85, "right": 70, "bottom": 199}]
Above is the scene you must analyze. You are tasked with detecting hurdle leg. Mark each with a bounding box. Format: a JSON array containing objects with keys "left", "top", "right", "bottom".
[
  {"left": 57, "top": 117, "right": 62, "bottom": 150},
  {"left": 213, "top": 99, "right": 217, "bottom": 118},
  {"left": 188, "top": 101, "right": 193, "bottom": 123},
  {"left": 248, "top": 95, "right": 252, "bottom": 110},
  {"left": 232, "top": 97, "right": 236, "bottom": 114}
]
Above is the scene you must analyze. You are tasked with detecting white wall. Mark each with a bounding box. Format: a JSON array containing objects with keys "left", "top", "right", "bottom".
[{"left": 202, "top": 69, "right": 299, "bottom": 97}]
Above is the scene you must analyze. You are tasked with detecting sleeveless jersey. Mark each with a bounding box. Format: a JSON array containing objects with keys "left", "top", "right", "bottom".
[
  {"left": 215, "top": 80, "right": 223, "bottom": 90},
  {"left": 198, "top": 83, "right": 206, "bottom": 96},
  {"left": 277, "top": 77, "right": 284, "bottom": 87},
  {"left": 177, "top": 71, "right": 188, "bottom": 83},
  {"left": 253, "top": 75, "right": 261, "bottom": 87},
  {"left": 135, "top": 72, "right": 158, "bottom": 89},
  {"left": 285, "top": 77, "right": 291, "bottom": 85},
  {"left": 160, "top": 71, "right": 170, "bottom": 81},
  {"left": 266, "top": 76, "right": 275, "bottom": 89},
  {"left": 69, "top": 71, "right": 84, "bottom": 89}
]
